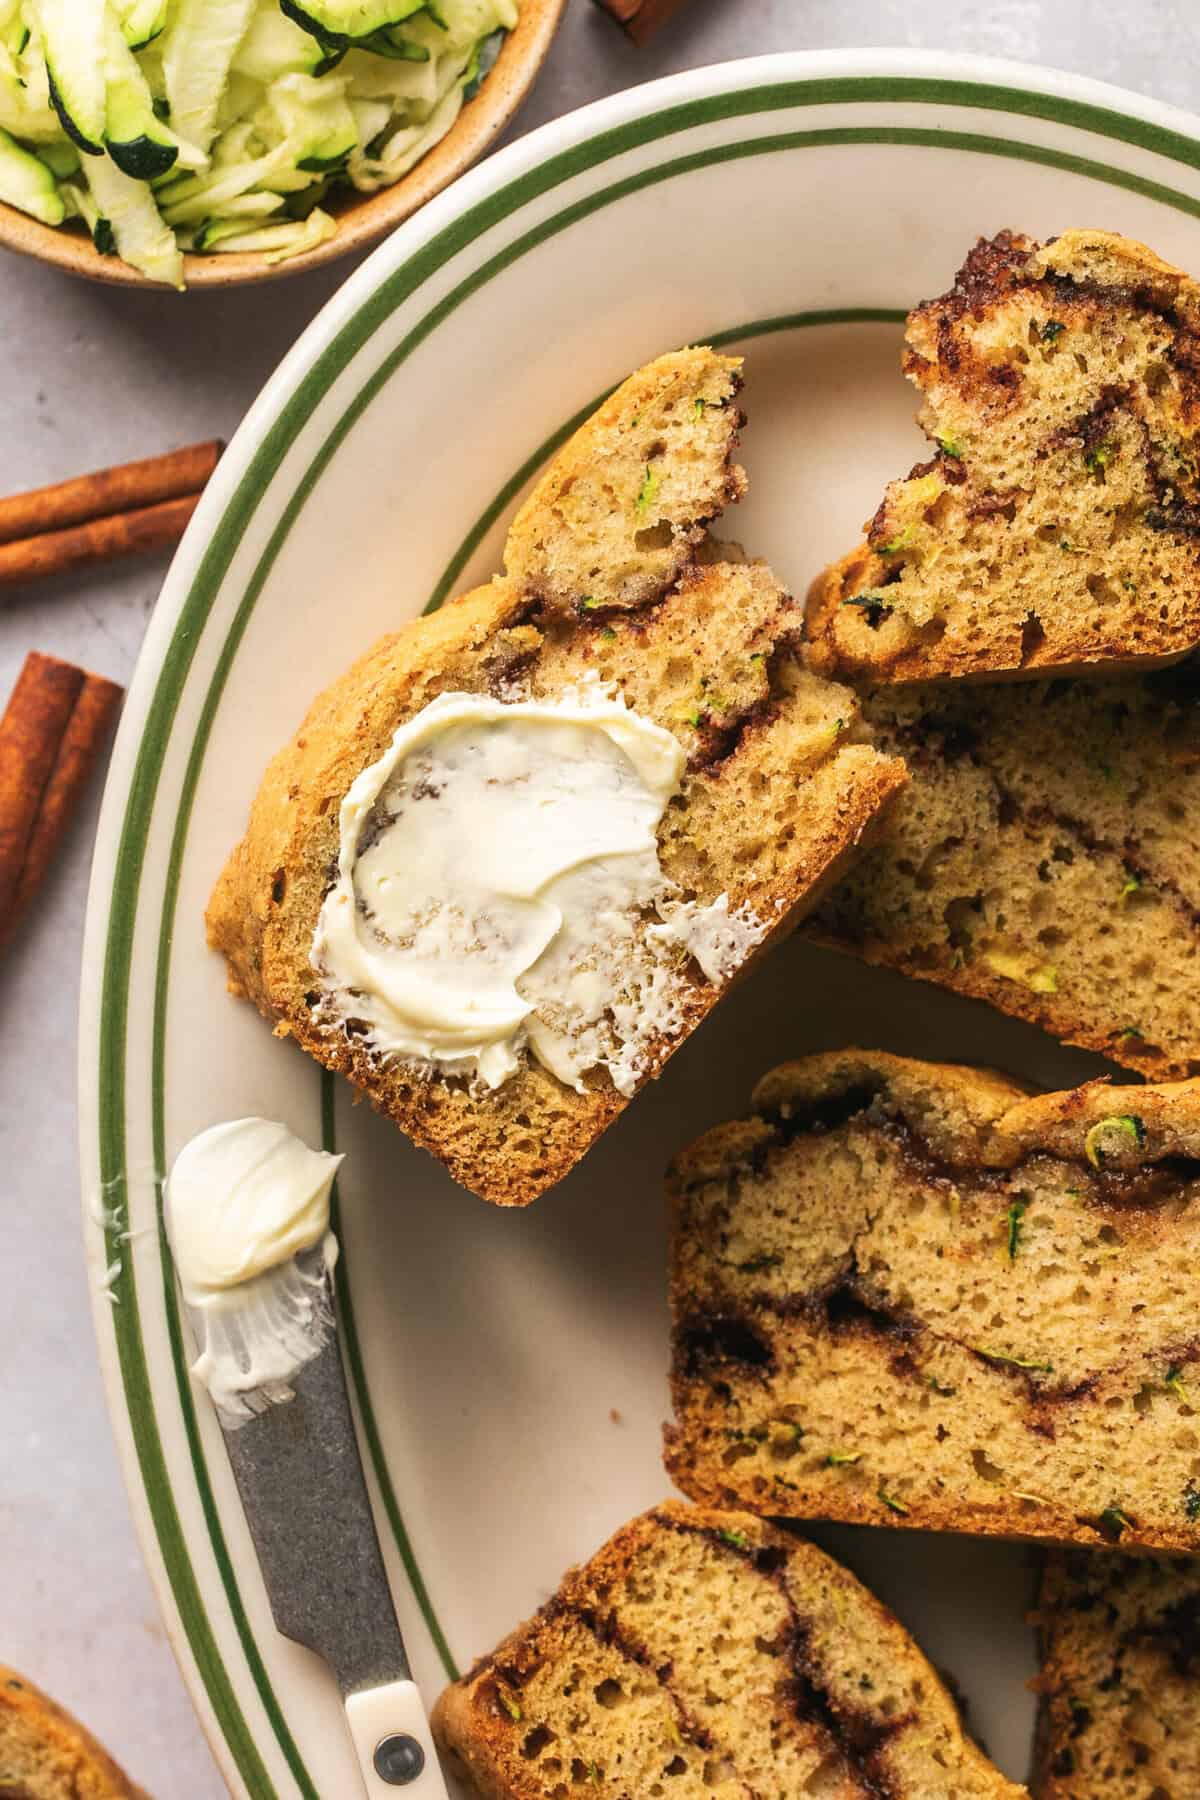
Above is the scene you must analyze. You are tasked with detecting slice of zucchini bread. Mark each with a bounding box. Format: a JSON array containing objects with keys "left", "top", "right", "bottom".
[
  {"left": 0, "top": 1662, "right": 150, "bottom": 1799},
  {"left": 1032, "top": 1551, "right": 1200, "bottom": 1799},
  {"left": 432, "top": 1501, "right": 1027, "bottom": 1799},
  {"left": 666, "top": 1049, "right": 1200, "bottom": 1554},
  {"left": 208, "top": 350, "right": 906, "bottom": 1206},
  {"left": 806, "top": 658, "right": 1200, "bottom": 1080},
  {"left": 806, "top": 229, "right": 1200, "bottom": 684}
]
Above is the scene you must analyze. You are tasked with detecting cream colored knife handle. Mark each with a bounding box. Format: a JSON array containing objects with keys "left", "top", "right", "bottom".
[{"left": 345, "top": 1681, "right": 449, "bottom": 1797}]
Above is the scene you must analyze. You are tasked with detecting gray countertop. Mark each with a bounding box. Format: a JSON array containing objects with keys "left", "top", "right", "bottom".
[{"left": 2, "top": 2, "right": 1195, "bottom": 1794}]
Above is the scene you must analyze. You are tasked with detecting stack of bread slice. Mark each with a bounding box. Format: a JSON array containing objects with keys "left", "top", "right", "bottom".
[
  {"left": 652, "top": 231, "right": 1200, "bottom": 1799},
  {"left": 803, "top": 228, "right": 1200, "bottom": 1076}
]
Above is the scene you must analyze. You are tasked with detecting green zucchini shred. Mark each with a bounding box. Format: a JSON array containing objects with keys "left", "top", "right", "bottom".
[{"left": 1084, "top": 1113, "right": 1146, "bottom": 1169}]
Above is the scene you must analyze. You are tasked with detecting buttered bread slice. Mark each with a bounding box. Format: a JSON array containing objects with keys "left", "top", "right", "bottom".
[
  {"left": 667, "top": 1049, "right": 1200, "bottom": 1553},
  {"left": 806, "top": 230, "right": 1200, "bottom": 683},
  {"left": 432, "top": 1501, "right": 1027, "bottom": 1799},
  {"left": 1033, "top": 1550, "right": 1200, "bottom": 1799},
  {"left": 807, "top": 659, "right": 1200, "bottom": 1080},
  {"left": 208, "top": 351, "right": 906, "bottom": 1206}
]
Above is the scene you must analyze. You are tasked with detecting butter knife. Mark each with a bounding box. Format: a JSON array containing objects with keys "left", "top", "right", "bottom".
[{"left": 217, "top": 1266, "right": 449, "bottom": 1798}]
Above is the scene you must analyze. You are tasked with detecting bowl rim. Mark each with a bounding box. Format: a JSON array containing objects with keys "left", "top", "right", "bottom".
[
  {"left": 0, "top": 0, "right": 567, "bottom": 290},
  {"left": 78, "top": 43, "right": 1200, "bottom": 1800}
]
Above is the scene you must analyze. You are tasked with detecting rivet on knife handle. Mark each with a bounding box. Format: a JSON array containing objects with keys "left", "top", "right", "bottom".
[{"left": 347, "top": 1681, "right": 446, "bottom": 1793}]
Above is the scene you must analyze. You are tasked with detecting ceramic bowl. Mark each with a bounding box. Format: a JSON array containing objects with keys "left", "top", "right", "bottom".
[{"left": 0, "top": 0, "right": 566, "bottom": 289}]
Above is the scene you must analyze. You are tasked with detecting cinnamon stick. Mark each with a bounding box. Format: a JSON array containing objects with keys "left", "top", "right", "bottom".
[
  {"left": 0, "top": 651, "right": 123, "bottom": 947},
  {"left": 0, "top": 440, "right": 221, "bottom": 545},
  {"left": 591, "top": 0, "right": 692, "bottom": 43},
  {"left": 0, "top": 492, "right": 202, "bottom": 589}
]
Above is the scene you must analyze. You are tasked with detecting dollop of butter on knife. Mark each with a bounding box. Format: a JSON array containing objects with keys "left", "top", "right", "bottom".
[{"left": 166, "top": 1118, "right": 343, "bottom": 1425}]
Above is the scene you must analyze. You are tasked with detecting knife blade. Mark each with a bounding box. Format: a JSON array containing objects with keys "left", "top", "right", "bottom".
[{"left": 215, "top": 1259, "right": 449, "bottom": 1798}]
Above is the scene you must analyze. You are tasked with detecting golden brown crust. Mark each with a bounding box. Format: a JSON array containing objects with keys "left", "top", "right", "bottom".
[
  {"left": 803, "top": 925, "right": 1182, "bottom": 1076},
  {"left": 432, "top": 1502, "right": 1025, "bottom": 1799},
  {"left": 0, "top": 1666, "right": 150, "bottom": 1799},
  {"left": 667, "top": 1051, "right": 1200, "bottom": 1555},
  {"left": 1000, "top": 1077, "right": 1200, "bottom": 1164},
  {"left": 208, "top": 352, "right": 906, "bottom": 1206},
  {"left": 750, "top": 1047, "right": 1034, "bottom": 1157},
  {"left": 689, "top": 1053, "right": 1200, "bottom": 1185},
  {"left": 805, "top": 228, "right": 1200, "bottom": 684}
]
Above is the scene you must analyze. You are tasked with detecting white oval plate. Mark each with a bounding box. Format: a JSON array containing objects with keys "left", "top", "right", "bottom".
[{"left": 79, "top": 48, "right": 1200, "bottom": 1799}]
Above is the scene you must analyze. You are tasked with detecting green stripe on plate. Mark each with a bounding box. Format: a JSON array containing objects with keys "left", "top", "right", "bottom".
[
  {"left": 149, "top": 557, "right": 320, "bottom": 1793},
  {"left": 96, "top": 723, "right": 282, "bottom": 1791},
  {"left": 94, "top": 74, "right": 1200, "bottom": 1798}
]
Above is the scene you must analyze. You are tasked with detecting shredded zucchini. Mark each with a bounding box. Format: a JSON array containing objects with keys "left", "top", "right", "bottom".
[
  {"left": 83, "top": 144, "right": 182, "bottom": 285},
  {"left": 0, "top": 0, "right": 516, "bottom": 283}
]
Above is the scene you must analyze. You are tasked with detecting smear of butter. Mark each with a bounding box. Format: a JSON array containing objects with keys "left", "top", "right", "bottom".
[
  {"left": 165, "top": 1119, "right": 343, "bottom": 1424},
  {"left": 648, "top": 890, "right": 772, "bottom": 984},
  {"left": 311, "top": 680, "right": 765, "bottom": 1096}
]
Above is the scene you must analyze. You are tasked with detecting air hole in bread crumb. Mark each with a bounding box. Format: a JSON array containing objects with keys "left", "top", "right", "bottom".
[
  {"left": 1087, "top": 573, "right": 1119, "bottom": 607},
  {"left": 521, "top": 1725, "right": 555, "bottom": 1759},
  {"left": 972, "top": 1448, "right": 1006, "bottom": 1484},
  {"left": 593, "top": 1680, "right": 624, "bottom": 1709},
  {"left": 1020, "top": 612, "right": 1046, "bottom": 664}
]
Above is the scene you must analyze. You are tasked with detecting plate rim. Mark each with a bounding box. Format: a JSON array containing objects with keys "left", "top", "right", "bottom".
[{"left": 77, "top": 45, "right": 1200, "bottom": 1799}]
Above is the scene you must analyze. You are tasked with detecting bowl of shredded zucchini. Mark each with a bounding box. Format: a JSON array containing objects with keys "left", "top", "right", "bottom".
[{"left": 0, "top": 0, "right": 564, "bottom": 287}]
